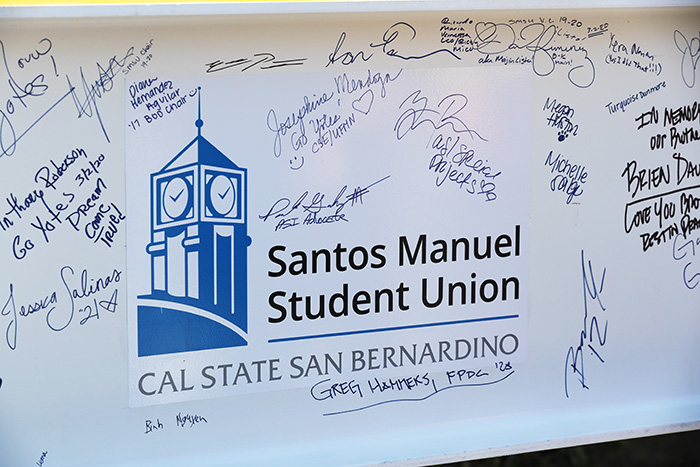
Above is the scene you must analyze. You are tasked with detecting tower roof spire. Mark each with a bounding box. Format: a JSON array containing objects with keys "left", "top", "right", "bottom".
[
  {"left": 159, "top": 85, "right": 241, "bottom": 173},
  {"left": 195, "top": 86, "right": 203, "bottom": 136}
]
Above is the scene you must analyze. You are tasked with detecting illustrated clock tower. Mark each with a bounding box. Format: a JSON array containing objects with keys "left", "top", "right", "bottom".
[{"left": 138, "top": 90, "right": 251, "bottom": 356}]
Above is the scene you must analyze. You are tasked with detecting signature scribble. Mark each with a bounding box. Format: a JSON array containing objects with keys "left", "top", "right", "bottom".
[
  {"left": 564, "top": 250, "right": 608, "bottom": 398},
  {"left": 674, "top": 30, "right": 700, "bottom": 88}
]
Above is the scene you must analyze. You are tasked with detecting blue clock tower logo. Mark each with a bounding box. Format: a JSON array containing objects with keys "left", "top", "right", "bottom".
[{"left": 137, "top": 88, "right": 251, "bottom": 356}]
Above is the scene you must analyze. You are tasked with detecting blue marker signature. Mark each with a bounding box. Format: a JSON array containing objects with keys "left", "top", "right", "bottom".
[
  {"left": 395, "top": 90, "right": 487, "bottom": 142},
  {"left": 564, "top": 250, "right": 608, "bottom": 398},
  {"left": 674, "top": 30, "right": 700, "bottom": 88},
  {"left": 1, "top": 265, "right": 121, "bottom": 351},
  {"left": 0, "top": 39, "right": 133, "bottom": 159},
  {"left": 672, "top": 232, "right": 700, "bottom": 289},
  {"left": 266, "top": 91, "right": 335, "bottom": 160},
  {"left": 0, "top": 38, "right": 58, "bottom": 158},
  {"left": 66, "top": 47, "right": 135, "bottom": 143}
]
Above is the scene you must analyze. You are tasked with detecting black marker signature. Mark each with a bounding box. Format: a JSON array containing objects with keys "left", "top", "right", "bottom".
[
  {"left": 326, "top": 32, "right": 374, "bottom": 67},
  {"left": 326, "top": 22, "right": 460, "bottom": 68},
  {"left": 370, "top": 22, "right": 461, "bottom": 61},
  {"left": 205, "top": 52, "right": 306, "bottom": 73},
  {"left": 475, "top": 22, "right": 595, "bottom": 88},
  {"left": 319, "top": 368, "right": 514, "bottom": 416},
  {"left": 259, "top": 175, "right": 390, "bottom": 231}
]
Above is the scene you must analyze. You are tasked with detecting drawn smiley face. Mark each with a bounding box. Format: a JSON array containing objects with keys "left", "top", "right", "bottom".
[{"left": 290, "top": 156, "right": 304, "bottom": 170}]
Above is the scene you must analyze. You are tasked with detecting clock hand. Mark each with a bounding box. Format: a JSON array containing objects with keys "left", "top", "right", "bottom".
[
  {"left": 170, "top": 189, "right": 185, "bottom": 202},
  {"left": 218, "top": 187, "right": 231, "bottom": 199}
]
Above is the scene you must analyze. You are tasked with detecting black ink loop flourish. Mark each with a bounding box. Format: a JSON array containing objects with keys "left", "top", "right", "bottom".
[{"left": 370, "top": 22, "right": 461, "bottom": 61}]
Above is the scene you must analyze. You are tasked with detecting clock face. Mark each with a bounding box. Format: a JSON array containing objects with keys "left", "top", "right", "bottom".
[
  {"left": 160, "top": 175, "right": 193, "bottom": 222},
  {"left": 209, "top": 174, "right": 236, "bottom": 216},
  {"left": 204, "top": 169, "right": 242, "bottom": 221}
]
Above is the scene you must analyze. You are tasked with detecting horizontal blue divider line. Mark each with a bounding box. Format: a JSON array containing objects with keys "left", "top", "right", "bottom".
[{"left": 268, "top": 314, "right": 519, "bottom": 343}]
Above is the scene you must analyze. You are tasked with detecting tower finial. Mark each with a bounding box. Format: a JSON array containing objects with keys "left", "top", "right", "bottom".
[{"left": 195, "top": 86, "right": 203, "bottom": 135}]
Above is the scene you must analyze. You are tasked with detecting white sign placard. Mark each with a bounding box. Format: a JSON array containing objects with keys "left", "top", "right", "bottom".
[{"left": 126, "top": 66, "right": 532, "bottom": 408}]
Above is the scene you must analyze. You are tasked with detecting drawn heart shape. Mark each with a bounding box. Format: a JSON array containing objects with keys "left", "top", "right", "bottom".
[
  {"left": 474, "top": 21, "right": 497, "bottom": 40},
  {"left": 352, "top": 89, "right": 374, "bottom": 115}
]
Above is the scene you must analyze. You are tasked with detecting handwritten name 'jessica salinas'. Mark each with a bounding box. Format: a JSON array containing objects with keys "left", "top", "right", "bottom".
[{"left": 1, "top": 266, "right": 121, "bottom": 350}]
